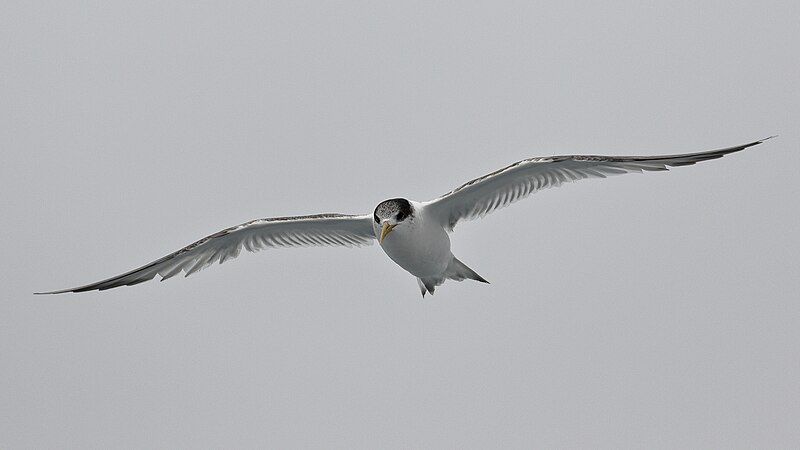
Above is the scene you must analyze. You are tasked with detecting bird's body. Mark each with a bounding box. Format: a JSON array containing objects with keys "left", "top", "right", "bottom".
[
  {"left": 375, "top": 200, "right": 451, "bottom": 278},
  {"left": 372, "top": 199, "right": 486, "bottom": 296},
  {"left": 37, "top": 137, "right": 773, "bottom": 296}
]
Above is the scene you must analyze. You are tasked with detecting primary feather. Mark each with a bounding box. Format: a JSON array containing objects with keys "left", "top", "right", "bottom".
[
  {"left": 36, "top": 214, "right": 375, "bottom": 294},
  {"left": 37, "top": 137, "right": 773, "bottom": 295},
  {"left": 425, "top": 138, "right": 771, "bottom": 231}
]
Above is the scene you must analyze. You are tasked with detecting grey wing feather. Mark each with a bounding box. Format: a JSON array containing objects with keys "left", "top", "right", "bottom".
[
  {"left": 426, "top": 137, "right": 773, "bottom": 231},
  {"left": 37, "top": 213, "right": 375, "bottom": 294}
]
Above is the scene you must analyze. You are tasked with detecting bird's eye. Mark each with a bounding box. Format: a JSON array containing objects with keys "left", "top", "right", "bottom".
[
  {"left": 374, "top": 214, "right": 380, "bottom": 224},
  {"left": 396, "top": 212, "right": 405, "bottom": 221}
]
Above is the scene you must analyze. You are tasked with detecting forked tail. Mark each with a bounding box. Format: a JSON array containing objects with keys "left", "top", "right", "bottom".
[{"left": 416, "top": 256, "right": 489, "bottom": 297}]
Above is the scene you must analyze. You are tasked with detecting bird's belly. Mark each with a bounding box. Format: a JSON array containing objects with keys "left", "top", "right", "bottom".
[{"left": 380, "top": 228, "right": 451, "bottom": 277}]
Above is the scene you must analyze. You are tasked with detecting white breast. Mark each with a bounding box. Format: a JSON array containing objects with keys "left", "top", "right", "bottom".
[{"left": 374, "top": 204, "right": 452, "bottom": 278}]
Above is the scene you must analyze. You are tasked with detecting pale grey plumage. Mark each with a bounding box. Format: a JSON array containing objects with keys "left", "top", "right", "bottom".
[
  {"left": 37, "top": 214, "right": 374, "bottom": 294},
  {"left": 425, "top": 138, "right": 772, "bottom": 231},
  {"left": 37, "top": 137, "right": 772, "bottom": 295}
]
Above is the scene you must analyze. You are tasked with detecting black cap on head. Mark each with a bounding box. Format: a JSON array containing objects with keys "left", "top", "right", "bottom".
[{"left": 374, "top": 198, "right": 413, "bottom": 223}]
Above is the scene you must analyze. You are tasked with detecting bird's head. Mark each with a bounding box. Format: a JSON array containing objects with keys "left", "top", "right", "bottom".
[{"left": 373, "top": 198, "right": 413, "bottom": 243}]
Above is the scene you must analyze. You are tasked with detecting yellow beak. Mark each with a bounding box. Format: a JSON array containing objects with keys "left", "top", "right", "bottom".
[{"left": 380, "top": 222, "right": 396, "bottom": 243}]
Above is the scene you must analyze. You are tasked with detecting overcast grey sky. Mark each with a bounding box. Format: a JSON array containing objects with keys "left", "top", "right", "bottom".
[{"left": 2, "top": 1, "right": 799, "bottom": 448}]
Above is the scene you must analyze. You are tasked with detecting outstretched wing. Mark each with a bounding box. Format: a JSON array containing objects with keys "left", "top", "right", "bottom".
[
  {"left": 37, "top": 213, "right": 376, "bottom": 294},
  {"left": 426, "top": 137, "right": 772, "bottom": 231}
]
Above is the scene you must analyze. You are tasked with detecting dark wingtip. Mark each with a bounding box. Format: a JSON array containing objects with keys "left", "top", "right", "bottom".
[
  {"left": 33, "top": 290, "right": 71, "bottom": 295},
  {"left": 751, "top": 135, "right": 777, "bottom": 146}
]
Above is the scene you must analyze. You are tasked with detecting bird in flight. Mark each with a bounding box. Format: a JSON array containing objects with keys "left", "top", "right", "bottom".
[{"left": 37, "top": 137, "right": 772, "bottom": 297}]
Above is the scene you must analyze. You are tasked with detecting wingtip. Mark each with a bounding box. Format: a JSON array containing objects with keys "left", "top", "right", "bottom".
[
  {"left": 751, "top": 135, "right": 777, "bottom": 144},
  {"left": 727, "top": 135, "right": 776, "bottom": 153},
  {"left": 33, "top": 290, "right": 69, "bottom": 295}
]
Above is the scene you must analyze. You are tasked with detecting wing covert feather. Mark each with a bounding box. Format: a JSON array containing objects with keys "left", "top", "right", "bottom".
[
  {"left": 426, "top": 138, "right": 771, "bottom": 230},
  {"left": 38, "top": 213, "right": 375, "bottom": 294}
]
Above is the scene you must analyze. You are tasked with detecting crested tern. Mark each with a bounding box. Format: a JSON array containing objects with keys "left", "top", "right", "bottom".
[{"left": 37, "top": 137, "right": 773, "bottom": 296}]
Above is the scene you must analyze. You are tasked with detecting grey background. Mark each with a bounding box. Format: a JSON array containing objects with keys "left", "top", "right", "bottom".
[{"left": 2, "top": 1, "right": 799, "bottom": 448}]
